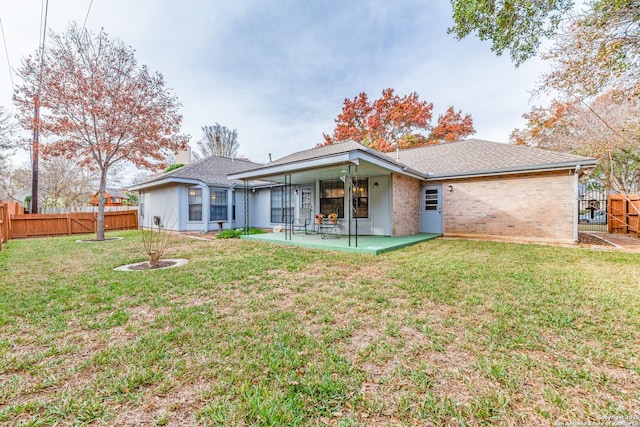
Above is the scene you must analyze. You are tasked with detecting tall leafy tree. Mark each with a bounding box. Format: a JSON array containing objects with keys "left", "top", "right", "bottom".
[
  {"left": 511, "top": 93, "right": 640, "bottom": 192},
  {"left": 321, "top": 88, "right": 475, "bottom": 152},
  {"left": 449, "top": 0, "right": 639, "bottom": 98},
  {"left": 14, "top": 23, "right": 188, "bottom": 240},
  {"left": 449, "top": 0, "right": 575, "bottom": 65},
  {"left": 193, "top": 123, "right": 239, "bottom": 160},
  {"left": 540, "top": 0, "right": 640, "bottom": 99}
]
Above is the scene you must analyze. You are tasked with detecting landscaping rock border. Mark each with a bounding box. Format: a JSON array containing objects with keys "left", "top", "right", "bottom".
[
  {"left": 114, "top": 259, "right": 188, "bottom": 271},
  {"left": 76, "top": 237, "right": 124, "bottom": 243}
]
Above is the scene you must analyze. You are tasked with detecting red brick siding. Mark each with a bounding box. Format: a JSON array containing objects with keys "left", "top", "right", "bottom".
[
  {"left": 437, "top": 172, "right": 576, "bottom": 244},
  {"left": 391, "top": 174, "right": 421, "bottom": 236}
]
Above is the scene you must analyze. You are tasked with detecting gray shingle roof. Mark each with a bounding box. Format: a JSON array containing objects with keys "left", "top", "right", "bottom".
[
  {"left": 393, "top": 139, "right": 597, "bottom": 178},
  {"left": 105, "top": 187, "right": 129, "bottom": 199},
  {"left": 135, "top": 156, "right": 262, "bottom": 188},
  {"left": 268, "top": 140, "right": 384, "bottom": 167}
]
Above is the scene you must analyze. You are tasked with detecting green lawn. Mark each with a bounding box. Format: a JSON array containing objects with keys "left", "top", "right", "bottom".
[{"left": 0, "top": 231, "right": 639, "bottom": 426}]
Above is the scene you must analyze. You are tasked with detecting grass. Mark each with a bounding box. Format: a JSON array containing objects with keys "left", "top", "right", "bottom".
[{"left": 0, "top": 231, "right": 639, "bottom": 426}]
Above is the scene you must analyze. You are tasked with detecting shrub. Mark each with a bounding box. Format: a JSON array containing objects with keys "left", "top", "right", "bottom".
[
  {"left": 164, "top": 163, "right": 185, "bottom": 173},
  {"left": 217, "top": 228, "right": 266, "bottom": 239},
  {"left": 217, "top": 229, "right": 242, "bottom": 239}
]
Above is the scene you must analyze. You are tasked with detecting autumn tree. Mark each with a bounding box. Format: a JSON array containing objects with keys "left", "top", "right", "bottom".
[
  {"left": 511, "top": 92, "right": 640, "bottom": 192},
  {"left": 431, "top": 106, "right": 475, "bottom": 142},
  {"left": 321, "top": 88, "right": 475, "bottom": 152},
  {"left": 14, "top": 24, "right": 188, "bottom": 240},
  {"left": 540, "top": 0, "right": 640, "bottom": 99},
  {"left": 192, "top": 123, "right": 239, "bottom": 160}
]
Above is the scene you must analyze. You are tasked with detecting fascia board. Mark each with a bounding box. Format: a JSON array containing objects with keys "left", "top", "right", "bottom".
[
  {"left": 425, "top": 159, "right": 599, "bottom": 181},
  {"left": 129, "top": 177, "right": 204, "bottom": 191},
  {"left": 228, "top": 153, "right": 354, "bottom": 180},
  {"left": 349, "top": 151, "right": 425, "bottom": 180}
]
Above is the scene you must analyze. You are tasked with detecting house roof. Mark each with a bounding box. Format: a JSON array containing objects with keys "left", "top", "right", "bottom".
[
  {"left": 267, "top": 140, "right": 384, "bottom": 167},
  {"left": 129, "top": 156, "right": 262, "bottom": 191},
  {"left": 393, "top": 139, "right": 598, "bottom": 179},
  {"left": 104, "top": 188, "right": 129, "bottom": 199},
  {"left": 228, "top": 140, "right": 426, "bottom": 182}
]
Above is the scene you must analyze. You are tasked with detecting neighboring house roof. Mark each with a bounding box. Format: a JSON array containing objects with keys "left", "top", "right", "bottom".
[
  {"left": 104, "top": 188, "right": 129, "bottom": 199},
  {"left": 394, "top": 139, "right": 598, "bottom": 179},
  {"left": 129, "top": 156, "right": 263, "bottom": 191}
]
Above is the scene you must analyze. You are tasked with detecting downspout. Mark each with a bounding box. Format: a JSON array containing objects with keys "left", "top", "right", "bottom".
[{"left": 573, "top": 164, "right": 581, "bottom": 243}]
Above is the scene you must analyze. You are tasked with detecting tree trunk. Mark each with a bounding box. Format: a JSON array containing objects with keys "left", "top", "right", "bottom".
[
  {"left": 148, "top": 251, "right": 159, "bottom": 268},
  {"left": 96, "top": 169, "right": 107, "bottom": 241}
]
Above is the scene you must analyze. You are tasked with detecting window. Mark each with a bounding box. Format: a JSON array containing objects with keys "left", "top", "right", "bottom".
[
  {"left": 352, "top": 178, "right": 369, "bottom": 218},
  {"left": 188, "top": 187, "right": 202, "bottom": 221},
  {"left": 425, "top": 189, "right": 438, "bottom": 211},
  {"left": 270, "top": 187, "right": 293, "bottom": 223},
  {"left": 232, "top": 191, "right": 236, "bottom": 221},
  {"left": 300, "top": 188, "right": 312, "bottom": 210},
  {"left": 210, "top": 188, "right": 228, "bottom": 221},
  {"left": 320, "top": 179, "right": 345, "bottom": 217}
]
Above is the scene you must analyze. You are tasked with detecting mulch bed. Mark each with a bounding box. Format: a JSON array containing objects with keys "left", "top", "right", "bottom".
[
  {"left": 126, "top": 260, "right": 179, "bottom": 270},
  {"left": 77, "top": 237, "right": 124, "bottom": 243},
  {"left": 578, "top": 232, "right": 614, "bottom": 246}
]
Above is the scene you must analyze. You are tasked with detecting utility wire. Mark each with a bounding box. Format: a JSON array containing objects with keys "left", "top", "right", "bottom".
[
  {"left": 82, "top": 0, "right": 95, "bottom": 32},
  {"left": 38, "top": 0, "right": 49, "bottom": 92},
  {"left": 0, "top": 16, "right": 15, "bottom": 92}
]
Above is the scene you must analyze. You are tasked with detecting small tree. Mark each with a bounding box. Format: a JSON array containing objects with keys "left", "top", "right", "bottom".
[
  {"left": 140, "top": 215, "right": 171, "bottom": 268},
  {"left": 192, "top": 123, "right": 239, "bottom": 160},
  {"left": 14, "top": 23, "right": 188, "bottom": 240}
]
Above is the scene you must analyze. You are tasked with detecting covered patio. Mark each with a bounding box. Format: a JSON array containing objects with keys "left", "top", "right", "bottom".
[
  {"left": 228, "top": 141, "right": 427, "bottom": 244},
  {"left": 241, "top": 231, "right": 441, "bottom": 255}
]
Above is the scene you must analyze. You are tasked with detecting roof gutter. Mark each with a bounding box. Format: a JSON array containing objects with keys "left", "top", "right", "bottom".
[
  {"left": 129, "top": 177, "right": 204, "bottom": 191},
  {"left": 424, "top": 159, "right": 598, "bottom": 181},
  {"left": 229, "top": 151, "right": 425, "bottom": 181}
]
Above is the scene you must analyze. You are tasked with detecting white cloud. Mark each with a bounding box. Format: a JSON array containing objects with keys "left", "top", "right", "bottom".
[{"left": 2, "top": 0, "right": 554, "bottom": 180}]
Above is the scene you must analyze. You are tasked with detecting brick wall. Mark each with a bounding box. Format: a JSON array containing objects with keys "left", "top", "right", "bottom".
[
  {"left": 391, "top": 174, "right": 420, "bottom": 236},
  {"left": 438, "top": 171, "right": 576, "bottom": 244}
]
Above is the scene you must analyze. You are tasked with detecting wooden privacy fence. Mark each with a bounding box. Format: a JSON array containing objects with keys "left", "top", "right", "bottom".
[
  {"left": 6, "top": 209, "right": 138, "bottom": 240},
  {"left": 0, "top": 202, "right": 24, "bottom": 249},
  {"left": 608, "top": 194, "right": 640, "bottom": 235}
]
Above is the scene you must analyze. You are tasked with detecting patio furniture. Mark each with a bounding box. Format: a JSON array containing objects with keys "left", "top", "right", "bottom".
[
  {"left": 319, "top": 208, "right": 340, "bottom": 239},
  {"left": 290, "top": 217, "right": 312, "bottom": 235}
]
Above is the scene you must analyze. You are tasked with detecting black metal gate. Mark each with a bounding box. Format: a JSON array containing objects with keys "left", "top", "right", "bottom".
[{"left": 579, "top": 184, "right": 608, "bottom": 232}]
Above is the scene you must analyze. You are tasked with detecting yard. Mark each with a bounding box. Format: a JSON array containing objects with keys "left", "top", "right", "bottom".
[{"left": 0, "top": 232, "right": 639, "bottom": 426}]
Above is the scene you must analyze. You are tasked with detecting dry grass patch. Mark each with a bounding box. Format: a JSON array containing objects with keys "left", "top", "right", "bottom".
[{"left": 1, "top": 232, "right": 639, "bottom": 425}]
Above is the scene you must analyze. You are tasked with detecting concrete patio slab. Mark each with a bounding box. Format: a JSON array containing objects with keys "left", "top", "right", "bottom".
[{"left": 240, "top": 232, "right": 441, "bottom": 255}]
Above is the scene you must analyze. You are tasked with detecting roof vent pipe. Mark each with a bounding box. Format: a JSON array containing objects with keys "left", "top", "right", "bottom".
[
  {"left": 269, "top": 153, "right": 272, "bottom": 162},
  {"left": 396, "top": 147, "right": 399, "bottom": 161}
]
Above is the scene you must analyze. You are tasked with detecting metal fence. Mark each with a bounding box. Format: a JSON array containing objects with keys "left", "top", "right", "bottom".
[{"left": 578, "top": 187, "right": 608, "bottom": 232}]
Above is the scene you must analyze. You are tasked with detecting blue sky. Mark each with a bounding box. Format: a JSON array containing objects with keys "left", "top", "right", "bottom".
[{"left": 1, "top": 0, "right": 551, "bottom": 176}]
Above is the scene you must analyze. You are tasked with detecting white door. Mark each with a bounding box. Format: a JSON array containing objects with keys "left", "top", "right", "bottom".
[
  {"left": 299, "top": 186, "right": 313, "bottom": 223},
  {"left": 420, "top": 185, "right": 442, "bottom": 234}
]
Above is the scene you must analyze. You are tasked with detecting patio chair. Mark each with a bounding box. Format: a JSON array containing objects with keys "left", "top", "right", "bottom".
[
  {"left": 319, "top": 208, "right": 340, "bottom": 239},
  {"left": 290, "top": 208, "right": 313, "bottom": 235},
  {"left": 291, "top": 217, "right": 312, "bottom": 235}
]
